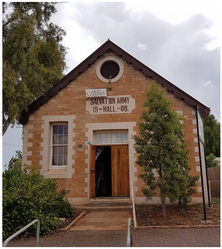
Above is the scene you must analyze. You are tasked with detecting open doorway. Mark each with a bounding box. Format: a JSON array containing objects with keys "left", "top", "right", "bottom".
[{"left": 95, "top": 146, "right": 112, "bottom": 197}]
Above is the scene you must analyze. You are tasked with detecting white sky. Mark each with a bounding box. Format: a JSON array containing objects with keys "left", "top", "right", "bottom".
[
  {"left": 2, "top": 0, "right": 221, "bottom": 167},
  {"left": 47, "top": 1, "right": 221, "bottom": 69}
]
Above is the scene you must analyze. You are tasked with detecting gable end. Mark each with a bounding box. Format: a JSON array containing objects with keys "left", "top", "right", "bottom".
[{"left": 19, "top": 40, "right": 210, "bottom": 124}]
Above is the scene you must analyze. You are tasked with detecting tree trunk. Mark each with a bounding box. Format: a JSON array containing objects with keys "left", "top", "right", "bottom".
[
  {"left": 161, "top": 195, "right": 167, "bottom": 219},
  {"left": 159, "top": 167, "right": 167, "bottom": 219}
]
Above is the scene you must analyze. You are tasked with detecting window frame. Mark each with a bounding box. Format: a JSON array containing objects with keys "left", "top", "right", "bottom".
[
  {"left": 50, "top": 122, "right": 68, "bottom": 168},
  {"left": 94, "top": 130, "right": 128, "bottom": 145},
  {"left": 41, "top": 115, "right": 75, "bottom": 179},
  {"left": 96, "top": 56, "right": 124, "bottom": 83}
]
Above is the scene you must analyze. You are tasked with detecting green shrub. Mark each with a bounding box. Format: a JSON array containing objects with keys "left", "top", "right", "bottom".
[
  {"left": 206, "top": 153, "right": 218, "bottom": 168},
  {"left": 3, "top": 166, "right": 73, "bottom": 239}
]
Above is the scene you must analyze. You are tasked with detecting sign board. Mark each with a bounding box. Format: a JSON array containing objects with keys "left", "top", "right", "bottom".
[
  {"left": 196, "top": 106, "right": 210, "bottom": 212},
  {"left": 197, "top": 109, "right": 205, "bottom": 144},
  {"left": 86, "top": 95, "right": 135, "bottom": 115},
  {"left": 86, "top": 88, "right": 107, "bottom": 97}
]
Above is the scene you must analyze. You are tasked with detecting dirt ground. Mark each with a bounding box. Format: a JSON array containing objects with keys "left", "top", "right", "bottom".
[
  {"left": 59, "top": 208, "right": 83, "bottom": 228},
  {"left": 135, "top": 200, "right": 220, "bottom": 227}
]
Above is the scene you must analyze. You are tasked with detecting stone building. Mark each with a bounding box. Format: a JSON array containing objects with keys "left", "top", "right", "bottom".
[{"left": 20, "top": 40, "right": 210, "bottom": 205}]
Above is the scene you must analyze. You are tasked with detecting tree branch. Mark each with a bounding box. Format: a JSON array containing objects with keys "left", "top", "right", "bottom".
[{"left": 3, "top": 119, "right": 11, "bottom": 136}]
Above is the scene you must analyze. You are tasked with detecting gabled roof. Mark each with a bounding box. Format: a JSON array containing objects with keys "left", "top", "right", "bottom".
[{"left": 19, "top": 39, "right": 210, "bottom": 124}]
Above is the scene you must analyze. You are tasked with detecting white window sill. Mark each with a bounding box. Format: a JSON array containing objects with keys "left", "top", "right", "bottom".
[{"left": 51, "top": 165, "right": 67, "bottom": 169}]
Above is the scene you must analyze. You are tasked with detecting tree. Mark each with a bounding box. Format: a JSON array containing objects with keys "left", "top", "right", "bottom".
[
  {"left": 204, "top": 114, "right": 220, "bottom": 157},
  {"left": 3, "top": 2, "right": 67, "bottom": 135},
  {"left": 134, "top": 82, "right": 199, "bottom": 218},
  {"left": 7, "top": 150, "right": 22, "bottom": 170},
  {"left": 206, "top": 153, "right": 218, "bottom": 168}
]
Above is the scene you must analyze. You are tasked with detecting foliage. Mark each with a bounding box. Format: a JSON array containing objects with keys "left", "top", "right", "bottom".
[
  {"left": 6, "top": 150, "right": 22, "bottom": 170},
  {"left": 204, "top": 114, "right": 220, "bottom": 157},
  {"left": 3, "top": 165, "right": 73, "bottom": 240},
  {"left": 134, "top": 82, "right": 199, "bottom": 217},
  {"left": 206, "top": 153, "right": 218, "bottom": 168},
  {"left": 3, "top": 2, "right": 67, "bottom": 135}
]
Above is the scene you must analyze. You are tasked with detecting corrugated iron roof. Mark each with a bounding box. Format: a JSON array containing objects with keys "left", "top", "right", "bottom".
[{"left": 19, "top": 39, "right": 210, "bottom": 124}]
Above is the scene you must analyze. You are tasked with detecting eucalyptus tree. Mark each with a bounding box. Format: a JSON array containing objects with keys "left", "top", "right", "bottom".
[
  {"left": 3, "top": 2, "right": 67, "bottom": 134},
  {"left": 204, "top": 114, "right": 220, "bottom": 157}
]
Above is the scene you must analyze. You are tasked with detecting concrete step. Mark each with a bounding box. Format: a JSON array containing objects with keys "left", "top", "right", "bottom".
[
  {"left": 72, "top": 198, "right": 132, "bottom": 211},
  {"left": 72, "top": 204, "right": 132, "bottom": 212},
  {"left": 86, "top": 206, "right": 132, "bottom": 212},
  {"left": 88, "top": 198, "right": 132, "bottom": 207},
  {"left": 86, "top": 198, "right": 132, "bottom": 211},
  {"left": 88, "top": 201, "right": 132, "bottom": 207}
]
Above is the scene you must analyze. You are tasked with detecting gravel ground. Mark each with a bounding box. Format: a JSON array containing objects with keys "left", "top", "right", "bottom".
[
  {"left": 5, "top": 227, "right": 220, "bottom": 247},
  {"left": 132, "top": 227, "right": 220, "bottom": 247}
]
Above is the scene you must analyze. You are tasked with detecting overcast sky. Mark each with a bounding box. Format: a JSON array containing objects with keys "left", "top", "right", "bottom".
[{"left": 2, "top": 0, "right": 221, "bottom": 166}]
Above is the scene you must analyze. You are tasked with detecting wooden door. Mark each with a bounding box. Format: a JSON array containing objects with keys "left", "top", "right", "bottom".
[
  {"left": 90, "top": 144, "right": 95, "bottom": 198},
  {"left": 112, "top": 145, "right": 130, "bottom": 197}
]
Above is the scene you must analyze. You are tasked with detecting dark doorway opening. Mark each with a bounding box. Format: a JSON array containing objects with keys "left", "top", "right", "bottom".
[{"left": 95, "top": 146, "right": 112, "bottom": 197}]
